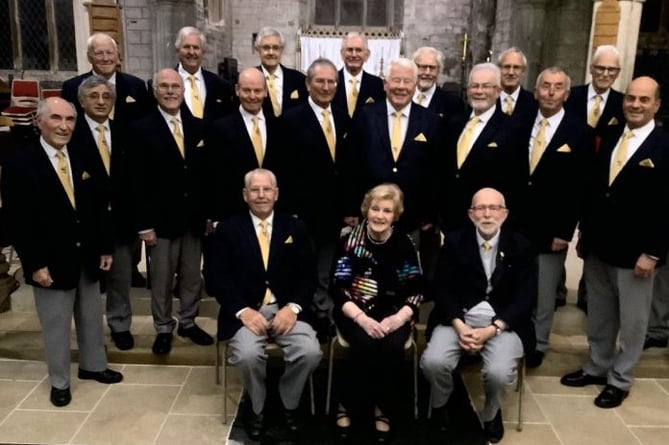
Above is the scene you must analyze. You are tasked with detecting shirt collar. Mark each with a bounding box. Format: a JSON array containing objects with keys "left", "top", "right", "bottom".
[
  {"left": 239, "top": 105, "right": 265, "bottom": 122},
  {"left": 308, "top": 96, "right": 332, "bottom": 115},
  {"left": 250, "top": 211, "right": 274, "bottom": 228},
  {"left": 501, "top": 86, "right": 521, "bottom": 102},
  {"left": 261, "top": 64, "right": 283, "bottom": 80},
  {"left": 536, "top": 107, "right": 565, "bottom": 128},
  {"left": 469, "top": 104, "right": 497, "bottom": 123},
  {"left": 158, "top": 107, "right": 182, "bottom": 125},
  {"left": 84, "top": 115, "right": 110, "bottom": 133},
  {"left": 40, "top": 136, "right": 69, "bottom": 158},
  {"left": 178, "top": 64, "right": 203, "bottom": 80},
  {"left": 476, "top": 230, "right": 500, "bottom": 250},
  {"left": 387, "top": 100, "right": 412, "bottom": 118},
  {"left": 623, "top": 119, "right": 656, "bottom": 140},
  {"left": 587, "top": 83, "right": 610, "bottom": 102}
]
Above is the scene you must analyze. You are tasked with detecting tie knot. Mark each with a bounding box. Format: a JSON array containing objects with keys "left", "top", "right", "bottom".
[
  {"left": 469, "top": 116, "right": 481, "bottom": 127},
  {"left": 322, "top": 109, "right": 330, "bottom": 118},
  {"left": 623, "top": 130, "right": 634, "bottom": 140},
  {"left": 505, "top": 96, "right": 513, "bottom": 104},
  {"left": 394, "top": 111, "right": 402, "bottom": 119},
  {"left": 189, "top": 74, "right": 196, "bottom": 82},
  {"left": 171, "top": 116, "right": 179, "bottom": 125},
  {"left": 350, "top": 78, "right": 357, "bottom": 85},
  {"left": 594, "top": 94, "right": 602, "bottom": 103},
  {"left": 96, "top": 124, "right": 105, "bottom": 133},
  {"left": 252, "top": 115, "right": 259, "bottom": 124},
  {"left": 260, "top": 220, "right": 269, "bottom": 231},
  {"left": 482, "top": 240, "right": 491, "bottom": 251},
  {"left": 55, "top": 150, "right": 65, "bottom": 160},
  {"left": 540, "top": 118, "right": 549, "bottom": 127}
]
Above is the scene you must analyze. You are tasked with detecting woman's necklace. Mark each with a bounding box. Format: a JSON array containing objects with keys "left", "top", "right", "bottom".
[{"left": 367, "top": 226, "right": 392, "bottom": 245}]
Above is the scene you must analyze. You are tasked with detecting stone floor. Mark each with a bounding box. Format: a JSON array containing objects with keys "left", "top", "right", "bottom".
[{"left": 0, "top": 244, "right": 668, "bottom": 445}]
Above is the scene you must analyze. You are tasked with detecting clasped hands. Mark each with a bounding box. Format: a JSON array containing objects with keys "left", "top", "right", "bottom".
[
  {"left": 455, "top": 323, "right": 495, "bottom": 353},
  {"left": 357, "top": 312, "right": 407, "bottom": 339},
  {"left": 239, "top": 306, "right": 297, "bottom": 337}
]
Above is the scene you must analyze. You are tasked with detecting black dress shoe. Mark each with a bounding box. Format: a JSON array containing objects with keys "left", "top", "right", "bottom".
[
  {"left": 245, "top": 411, "right": 264, "bottom": 441},
  {"left": 430, "top": 404, "right": 449, "bottom": 432},
  {"left": 643, "top": 336, "right": 668, "bottom": 350},
  {"left": 50, "top": 386, "right": 71, "bottom": 407},
  {"left": 594, "top": 384, "right": 628, "bottom": 408},
  {"left": 525, "top": 350, "right": 544, "bottom": 369},
  {"left": 483, "top": 409, "right": 504, "bottom": 444},
  {"left": 560, "top": 369, "right": 607, "bottom": 387},
  {"left": 576, "top": 298, "right": 588, "bottom": 314},
  {"left": 554, "top": 298, "right": 566, "bottom": 309},
  {"left": 111, "top": 331, "right": 134, "bottom": 350},
  {"left": 177, "top": 324, "right": 214, "bottom": 346},
  {"left": 284, "top": 408, "right": 301, "bottom": 434},
  {"left": 78, "top": 368, "right": 124, "bottom": 384},
  {"left": 152, "top": 333, "right": 173, "bottom": 354},
  {"left": 374, "top": 414, "right": 391, "bottom": 444},
  {"left": 131, "top": 270, "right": 147, "bottom": 288}
]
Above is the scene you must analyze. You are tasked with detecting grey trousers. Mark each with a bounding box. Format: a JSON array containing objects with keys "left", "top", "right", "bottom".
[
  {"left": 583, "top": 254, "right": 654, "bottom": 391},
  {"left": 106, "top": 240, "right": 134, "bottom": 333},
  {"left": 535, "top": 251, "right": 567, "bottom": 352},
  {"left": 228, "top": 304, "right": 322, "bottom": 415},
  {"left": 420, "top": 307, "right": 523, "bottom": 422},
  {"left": 33, "top": 269, "right": 107, "bottom": 389},
  {"left": 647, "top": 261, "right": 669, "bottom": 341},
  {"left": 148, "top": 232, "right": 202, "bottom": 333}
]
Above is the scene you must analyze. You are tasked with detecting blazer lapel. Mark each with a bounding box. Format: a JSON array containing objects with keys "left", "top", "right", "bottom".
[{"left": 243, "top": 215, "right": 265, "bottom": 269}]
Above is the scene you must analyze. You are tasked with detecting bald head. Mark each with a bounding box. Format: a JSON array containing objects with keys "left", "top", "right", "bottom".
[
  {"left": 236, "top": 68, "right": 267, "bottom": 115},
  {"left": 623, "top": 76, "right": 661, "bottom": 129}
]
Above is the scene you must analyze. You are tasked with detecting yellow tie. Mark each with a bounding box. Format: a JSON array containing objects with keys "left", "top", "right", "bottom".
[
  {"left": 456, "top": 116, "right": 480, "bottom": 168},
  {"left": 588, "top": 95, "right": 602, "bottom": 128},
  {"left": 529, "top": 118, "right": 549, "bottom": 174},
  {"left": 171, "top": 117, "right": 185, "bottom": 158},
  {"left": 55, "top": 151, "right": 75, "bottom": 208},
  {"left": 504, "top": 96, "right": 513, "bottom": 115},
  {"left": 267, "top": 74, "right": 281, "bottom": 117},
  {"left": 416, "top": 93, "right": 426, "bottom": 106},
  {"left": 188, "top": 75, "right": 204, "bottom": 119},
  {"left": 347, "top": 78, "right": 359, "bottom": 117},
  {"left": 609, "top": 130, "right": 634, "bottom": 185},
  {"left": 96, "top": 124, "right": 111, "bottom": 175},
  {"left": 390, "top": 111, "right": 403, "bottom": 161},
  {"left": 322, "top": 109, "right": 336, "bottom": 161},
  {"left": 258, "top": 220, "right": 273, "bottom": 305},
  {"left": 251, "top": 115, "right": 264, "bottom": 166},
  {"left": 482, "top": 240, "right": 491, "bottom": 251}
]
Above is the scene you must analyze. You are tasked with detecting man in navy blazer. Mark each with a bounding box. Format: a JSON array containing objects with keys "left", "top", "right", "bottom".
[
  {"left": 514, "top": 67, "right": 592, "bottom": 368},
  {"left": 332, "top": 32, "right": 386, "bottom": 118},
  {"left": 69, "top": 76, "right": 138, "bottom": 351},
  {"left": 131, "top": 69, "right": 212, "bottom": 355},
  {"left": 421, "top": 188, "right": 536, "bottom": 444},
  {"left": 439, "top": 63, "right": 525, "bottom": 235},
  {"left": 282, "top": 58, "right": 360, "bottom": 336},
  {"left": 61, "top": 33, "right": 151, "bottom": 127},
  {"left": 412, "top": 46, "right": 464, "bottom": 121},
  {"left": 254, "top": 27, "right": 307, "bottom": 118},
  {"left": 495, "top": 47, "right": 538, "bottom": 123},
  {"left": 205, "top": 68, "right": 292, "bottom": 223},
  {"left": 561, "top": 77, "right": 669, "bottom": 409},
  {"left": 1, "top": 97, "right": 123, "bottom": 407},
  {"left": 203, "top": 168, "right": 321, "bottom": 440},
  {"left": 353, "top": 57, "right": 442, "bottom": 238}
]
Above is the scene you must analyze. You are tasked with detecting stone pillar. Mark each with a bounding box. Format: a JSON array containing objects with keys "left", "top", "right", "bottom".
[
  {"left": 511, "top": 0, "right": 550, "bottom": 89},
  {"left": 149, "top": 0, "right": 199, "bottom": 75},
  {"left": 586, "top": 0, "right": 645, "bottom": 90},
  {"left": 469, "top": 0, "right": 497, "bottom": 64}
]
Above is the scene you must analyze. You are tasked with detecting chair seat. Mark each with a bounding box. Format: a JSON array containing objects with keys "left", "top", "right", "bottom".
[{"left": 2, "top": 106, "right": 37, "bottom": 116}]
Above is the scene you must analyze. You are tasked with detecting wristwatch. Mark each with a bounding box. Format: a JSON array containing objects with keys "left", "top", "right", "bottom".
[
  {"left": 492, "top": 323, "right": 502, "bottom": 336},
  {"left": 287, "top": 303, "right": 302, "bottom": 314}
]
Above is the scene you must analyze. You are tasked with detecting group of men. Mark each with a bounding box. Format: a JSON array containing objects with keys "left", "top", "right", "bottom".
[{"left": 0, "top": 22, "right": 667, "bottom": 444}]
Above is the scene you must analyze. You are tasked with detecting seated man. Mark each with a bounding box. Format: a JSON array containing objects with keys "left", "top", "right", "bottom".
[
  {"left": 203, "top": 168, "right": 321, "bottom": 441},
  {"left": 420, "top": 187, "right": 536, "bottom": 444}
]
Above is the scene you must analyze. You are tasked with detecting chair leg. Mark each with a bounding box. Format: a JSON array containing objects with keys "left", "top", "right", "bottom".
[
  {"left": 325, "top": 337, "right": 336, "bottom": 415},
  {"left": 309, "top": 375, "right": 316, "bottom": 416},
  {"left": 222, "top": 343, "right": 228, "bottom": 424},
  {"left": 412, "top": 340, "right": 418, "bottom": 419},
  {"left": 215, "top": 341, "right": 221, "bottom": 385},
  {"left": 516, "top": 357, "right": 524, "bottom": 432}
]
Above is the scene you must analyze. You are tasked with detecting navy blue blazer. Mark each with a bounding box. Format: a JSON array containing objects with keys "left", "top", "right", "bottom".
[
  {"left": 332, "top": 70, "right": 386, "bottom": 118},
  {"left": 580, "top": 125, "right": 669, "bottom": 268},
  {"left": 1, "top": 142, "right": 112, "bottom": 289},
  {"left": 427, "top": 227, "right": 537, "bottom": 354},
  {"left": 257, "top": 64, "right": 308, "bottom": 118},
  {"left": 514, "top": 112, "right": 593, "bottom": 253},
  {"left": 282, "top": 103, "right": 359, "bottom": 242},
  {"left": 496, "top": 88, "right": 538, "bottom": 124},
  {"left": 130, "top": 107, "right": 207, "bottom": 239},
  {"left": 427, "top": 87, "right": 465, "bottom": 121},
  {"left": 69, "top": 117, "right": 137, "bottom": 244},
  {"left": 204, "top": 110, "right": 291, "bottom": 220},
  {"left": 353, "top": 101, "right": 442, "bottom": 232},
  {"left": 564, "top": 84, "right": 625, "bottom": 137},
  {"left": 204, "top": 212, "right": 317, "bottom": 340},
  {"left": 61, "top": 71, "right": 152, "bottom": 126}
]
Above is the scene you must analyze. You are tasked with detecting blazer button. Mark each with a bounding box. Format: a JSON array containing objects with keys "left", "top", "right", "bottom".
[
  {"left": 455, "top": 173, "right": 460, "bottom": 179},
  {"left": 392, "top": 167, "right": 398, "bottom": 173},
  {"left": 264, "top": 280, "right": 270, "bottom": 286},
  {"left": 184, "top": 165, "right": 188, "bottom": 170},
  {"left": 528, "top": 180, "right": 532, "bottom": 186},
  {"left": 604, "top": 192, "right": 610, "bottom": 198},
  {"left": 75, "top": 242, "right": 81, "bottom": 247}
]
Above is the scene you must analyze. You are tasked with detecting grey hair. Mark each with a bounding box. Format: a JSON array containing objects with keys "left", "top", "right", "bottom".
[
  {"left": 468, "top": 63, "right": 501, "bottom": 87},
  {"left": 255, "top": 27, "right": 284, "bottom": 48},
  {"left": 36, "top": 98, "right": 77, "bottom": 121},
  {"left": 384, "top": 57, "right": 418, "bottom": 81},
  {"left": 86, "top": 33, "right": 118, "bottom": 54},
  {"left": 591, "top": 45, "right": 620, "bottom": 66},
  {"left": 497, "top": 47, "right": 527, "bottom": 69},
  {"left": 244, "top": 168, "right": 278, "bottom": 188},
  {"left": 77, "top": 75, "right": 117, "bottom": 103},
  {"left": 412, "top": 46, "right": 444, "bottom": 72},
  {"left": 175, "top": 26, "right": 206, "bottom": 51},
  {"left": 535, "top": 66, "right": 571, "bottom": 91},
  {"left": 341, "top": 32, "right": 369, "bottom": 51},
  {"left": 306, "top": 58, "right": 338, "bottom": 82}
]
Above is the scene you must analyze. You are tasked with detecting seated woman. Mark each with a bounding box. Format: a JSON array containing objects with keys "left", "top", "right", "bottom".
[{"left": 330, "top": 183, "right": 423, "bottom": 443}]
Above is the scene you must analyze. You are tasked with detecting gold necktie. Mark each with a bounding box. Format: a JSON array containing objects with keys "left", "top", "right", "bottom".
[
  {"left": 456, "top": 116, "right": 480, "bottom": 168},
  {"left": 390, "top": 111, "right": 403, "bottom": 161},
  {"left": 504, "top": 96, "right": 513, "bottom": 115},
  {"left": 188, "top": 75, "right": 204, "bottom": 119},
  {"left": 529, "top": 118, "right": 549, "bottom": 174},
  {"left": 251, "top": 115, "right": 264, "bottom": 166},
  {"left": 96, "top": 124, "right": 111, "bottom": 175},
  {"left": 347, "top": 78, "right": 359, "bottom": 117},
  {"left": 171, "top": 117, "right": 185, "bottom": 158},
  {"left": 416, "top": 93, "right": 426, "bottom": 106},
  {"left": 55, "top": 151, "right": 75, "bottom": 208},
  {"left": 322, "top": 109, "right": 336, "bottom": 161},
  {"left": 588, "top": 95, "right": 602, "bottom": 128},
  {"left": 267, "top": 74, "right": 281, "bottom": 117},
  {"left": 482, "top": 240, "right": 491, "bottom": 251},
  {"left": 258, "top": 220, "right": 273, "bottom": 305},
  {"left": 609, "top": 130, "right": 634, "bottom": 185}
]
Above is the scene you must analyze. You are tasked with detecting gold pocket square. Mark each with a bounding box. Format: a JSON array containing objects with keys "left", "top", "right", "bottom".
[
  {"left": 290, "top": 90, "right": 299, "bottom": 99},
  {"left": 284, "top": 235, "right": 294, "bottom": 244},
  {"left": 639, "top": 158, "right": 655, "bottom": 168},
  {"left": 196, "top": 140, "right": 205, "bottom": 148},
  {"left": 365, "top": 97, "right": 375, "bottom": 104},
  {"left": 414, "top": 133, "right": 427, "bottom": 142},
  {"left": 125, "top": 96, "right": 136, "bottom": 103},
  {"left": 82, "top": 171, "right": 91, "bottom": 180},
  {"left": 608, "top": 117, "right": 619, "bottom": 126},
  {"left": 487, "top": 142, "right": 498, "bottom": 148},
  {"left": 557, "top": 144, "right": 572, "bottom": 153}
]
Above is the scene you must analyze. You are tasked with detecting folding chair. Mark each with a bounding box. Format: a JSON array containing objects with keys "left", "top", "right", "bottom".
[{"left": 1, "top": 79, "right": 40, "bottom": 126}]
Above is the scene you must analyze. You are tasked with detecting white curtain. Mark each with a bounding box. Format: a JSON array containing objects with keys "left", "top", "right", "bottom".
[{"left": 299, "top": 36, "right": 401, "bottom": 76}]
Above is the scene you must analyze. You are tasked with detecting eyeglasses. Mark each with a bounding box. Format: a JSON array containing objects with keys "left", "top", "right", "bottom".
[
  {"left": 470, "top": 205, "right": 507, "bottom": 213},
  {"left": 247, "top": 186, "right": 276, "bottom": 195},
  {"left": 592, "top": 65, "right": 620, "bottom": 75},
  {"left": 468, "top": 83, "right": 497, "bottom": 91},
  {"left": 259, "top": 45, "right": 283, "bottom": 52},
  {"left": 85, "top": 92, "right": 113, "bottom": 101}
]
